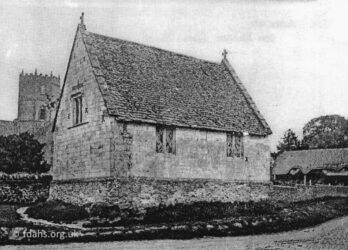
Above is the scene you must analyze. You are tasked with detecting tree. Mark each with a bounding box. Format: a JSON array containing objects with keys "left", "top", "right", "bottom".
[
  {"left": 302, "top": 115, "right": 348, "bottom": 149},
  {"left": 276, "top": 129, "right": 300, "bottom": 154},
  {"left": 0, "top": 132, "right": 50, "bottom": 174}
]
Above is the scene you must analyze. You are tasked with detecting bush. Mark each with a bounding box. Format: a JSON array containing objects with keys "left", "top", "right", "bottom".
[
  {"left": 0, "top": 132, "right": 50, "bottom": 174},
  {"left": 26, "top": 200, "right": 285, "bottom": 225},
  {"left": 25, "top": 200, "right": 89, "bottom": 223},
  {"left": 89, "top": 202, "right": 121, "bottom": 219},
  {"left": 142, "top": 200, "right": 283, "bottom": 225}
]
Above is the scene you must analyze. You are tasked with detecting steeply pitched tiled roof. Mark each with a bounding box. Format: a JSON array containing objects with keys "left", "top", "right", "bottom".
[
  {"left": 274, "top": 148, "right": 348, "bottom": 175},
  {"left": 80, "top": 27, "right": 272, "bottom": 135}
]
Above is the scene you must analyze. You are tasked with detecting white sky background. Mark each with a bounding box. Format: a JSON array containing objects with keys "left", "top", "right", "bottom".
[{"left": 0, "top": 0, "right": 348, "bottom": 150}]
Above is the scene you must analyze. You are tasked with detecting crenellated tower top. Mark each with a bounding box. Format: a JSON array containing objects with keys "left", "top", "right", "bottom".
[{"left": 19, "top": 69, "right": 60, "bottom": 87}]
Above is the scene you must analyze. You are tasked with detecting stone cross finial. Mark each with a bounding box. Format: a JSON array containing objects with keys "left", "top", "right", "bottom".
[
  {"left": 222, "top": 49, "right": 228, "bottom": 59},
  {"left": 80, "top": 12, "right": 84, "bottom": 25}
]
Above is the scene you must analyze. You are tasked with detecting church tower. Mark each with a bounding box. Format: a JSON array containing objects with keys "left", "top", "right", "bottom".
[{"left": 18, "top": 69, "right": 60, "bottom": 122}]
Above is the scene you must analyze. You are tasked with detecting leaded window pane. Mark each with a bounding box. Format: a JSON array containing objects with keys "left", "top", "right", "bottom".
[
  {"left": 235, "top": 135, "right": 242, "bottom": 158},
  {"left": 227, "top": 133, "right": 244, "bottom": 158},
  {"left": 226, "top": 133, "right": 234, "bottom": 157},
  {"left": 166, "top": 128, "right": 176, "bottom": 154},
  {"left": 156, "top": 127, "right": 164, "bottom": 153}
]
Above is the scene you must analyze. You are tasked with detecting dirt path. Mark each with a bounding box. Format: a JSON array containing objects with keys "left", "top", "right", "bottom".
[{"left": 2, "top": 215, "right": 348, "bottom": 250}]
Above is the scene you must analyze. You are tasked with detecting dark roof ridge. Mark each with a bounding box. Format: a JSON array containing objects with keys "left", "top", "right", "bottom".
[
  {"left": 83, "top": 29, "right": 221, "bottom": 66},
  {"left": 281, "top": 147, "right": 348, "bottom": 154}
]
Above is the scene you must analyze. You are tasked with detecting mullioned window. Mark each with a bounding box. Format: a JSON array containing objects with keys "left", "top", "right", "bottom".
[
  {"left": 227, "top": 132, "right": 244, "bottom": 158},
  {"left": 156, "top": 126, "right": 176, "bottom": 154}
]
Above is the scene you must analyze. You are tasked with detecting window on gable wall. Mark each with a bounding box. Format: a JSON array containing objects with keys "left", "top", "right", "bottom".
[
  {"left": 226, "top": 132, "right": 244, "bottom": 158},
  {"left": 72, "top": 95, "right": 83, "bottom": 125},
  {"left": 39, "top": 106, "right": 46, "bottom": 120},
  {"left": 40, "top": 85, "right": 45, "bottom": 95},
  {"left": 156, "top": 126, "right": 176, "bottom": 154}
]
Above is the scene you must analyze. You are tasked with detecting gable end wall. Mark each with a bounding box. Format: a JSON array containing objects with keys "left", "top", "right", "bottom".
[{"left": 52, "top": 29, "right": 115, "bottom": 180}]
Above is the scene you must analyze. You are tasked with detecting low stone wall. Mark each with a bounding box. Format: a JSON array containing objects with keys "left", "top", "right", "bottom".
[
  {"left": 0, "top": 174, "right": 52, "bottom": 204},
  {"left": 49, "top": 177, "right": 270, "bottom": 208},
  {"left": 270, "top": 184, "right": 348, "bottom": 202},
  {"left": 0, "top": 120, "right": 16, "bottom": 137}
]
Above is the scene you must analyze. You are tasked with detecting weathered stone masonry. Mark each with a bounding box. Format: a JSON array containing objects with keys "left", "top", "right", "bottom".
[
  {"left": 50, "top": 177, "right": 348, "bottom": 208},
  {"left": 0, "top": 174, "right": 51, "bottom": 205},
  {"left": 54, "top": 118, "right": 271, "bottom": 182},
  {"left": 49, "top": 176, "right": 271, "bottom": 208},
  {"left": 0, "top": 121, "right": 16, "bottom": 136},
  {"left": 120, "top": 123, "right": 270, "bottom": 182}
]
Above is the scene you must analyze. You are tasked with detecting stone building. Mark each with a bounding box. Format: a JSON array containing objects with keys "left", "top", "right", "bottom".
[
  {"left": 52, "top": 16, "right": 272, "bottom": 185},
  {"left": 0, "top": 70, "right": 61, "bottom": 163}
]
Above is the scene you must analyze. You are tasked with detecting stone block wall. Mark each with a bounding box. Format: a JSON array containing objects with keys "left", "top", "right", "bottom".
[
  {"left": 0, "top": 120, "right": 48, "bottom": 136},
  {"left": 54, "top": 115, "right": 271, "bottom": 182},
  {"left": 270, "top": 184, "right": 348, "bottom": 202},
  {"left": 123, "top": 123, "right": 271, "bottom": 182},
  {"left": 0, "top": 120, "right": 16, "bottom": 137},
  {"left": 49, "top": 176, "right": 348, "bottom": 209},
  {"left": 0, "top": 174, "right": 52, "bottom": 205},
  {"left": 49, "top": 177, "right": 270, "bottom": 208}
]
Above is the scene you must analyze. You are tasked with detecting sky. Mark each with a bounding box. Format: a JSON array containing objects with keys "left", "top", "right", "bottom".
[{"left": 1, "top": 0, "right": 348, "bottom": 150}]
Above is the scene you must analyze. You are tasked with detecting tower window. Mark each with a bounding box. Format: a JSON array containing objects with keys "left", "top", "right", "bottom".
[
  {"left": 72, "top": 95, "right": 83, "bottom": 125},
  {"left": 40, "top": 85, "right": 46, "bottom": 94},
  {"left": 39, "top": 107, "right": 46, "bottom": 120}
]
